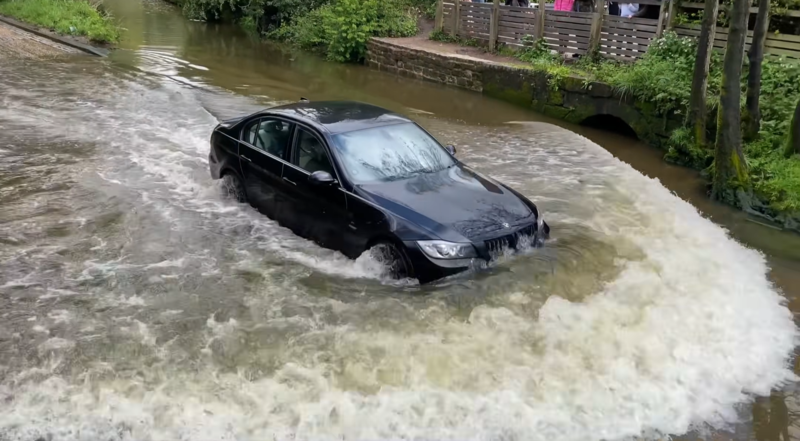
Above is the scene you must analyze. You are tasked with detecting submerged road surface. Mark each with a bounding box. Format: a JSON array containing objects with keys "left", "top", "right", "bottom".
[
  {"left": 0, "top": 20, "right": 80, "bottom": 59},
  {"left": 0, "top": 1, "right": 799, "bottom": 440}
]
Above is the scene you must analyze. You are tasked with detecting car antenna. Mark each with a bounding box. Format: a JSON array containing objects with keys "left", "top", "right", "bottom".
[{"left": 299, "top": 97, "right": 310, "bottom": 103}]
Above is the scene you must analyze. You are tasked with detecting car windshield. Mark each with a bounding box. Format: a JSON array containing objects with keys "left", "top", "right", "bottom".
[{"left": 332, "top": 123, "right": 455, "bottom": 183}]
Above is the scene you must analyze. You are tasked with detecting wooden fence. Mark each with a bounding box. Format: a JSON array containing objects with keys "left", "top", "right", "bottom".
[
  {"left": 600, "top": 15, "right": 658, "bottom": 59},
  {"left": 436, "top": 0, "right": 666, "bottom": 60},
  {"left": 544, "top": 10, "right": 593, "bottom": 54},
  {"left": 498, "top": 6, "right": 538, "bottom": 47},
  {"left": 674, "top": 24, "right": 800, "bottom": 59},
  {"left": 436, "top": 0, "right": 800, "bottom": 61}
]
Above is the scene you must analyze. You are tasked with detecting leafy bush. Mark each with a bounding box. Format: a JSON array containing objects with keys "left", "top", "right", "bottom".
[
  {"left": 0, "top": 0, "right": 120, "bottom": 43},
  {"left": 594, "top": 32, "right": 723, "bottom": 115},
  {"left": 747, "top": 133, "right": 800, "bottom": 212},
  {"left": 512, "top": 36, "right": 575, "bottom": 90},
  {"left": 740, "top": 60, "right": 800, "bottom": 212},
  {"left": 665, "top": 127, "right": 714, "bottom": 168},
  {"left": 511, "top": 32, "right": 722, "bottom": 107},
  {"left": 404, "top": 0, "right": 436, "bottom": 19},
  {"left": 180, "top": 0, "right": 327, "bottom": 33},
  {"left": 277, "top": 0, "right": 417, "bottom": 62},
  {"left": 758, "top": 58, "right": 800, "bottom": 137},
  {"left": 506, "top": 30, "right": 800, "bottom": 214},
  {"left": 517, "top": 35, "right": 558, "bottom": 63}
]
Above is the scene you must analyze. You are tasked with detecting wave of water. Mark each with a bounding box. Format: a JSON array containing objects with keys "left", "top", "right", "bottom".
[{"left": 0, "top": 59, "right": 796, "bottom": 441}]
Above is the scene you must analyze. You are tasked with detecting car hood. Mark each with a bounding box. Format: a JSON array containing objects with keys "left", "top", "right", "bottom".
[{"left": 354, "top": 165, "right": 533, "bottom": 242}]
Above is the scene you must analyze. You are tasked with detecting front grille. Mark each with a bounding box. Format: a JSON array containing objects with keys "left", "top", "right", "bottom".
[{"left": 484, "top": 224, "right": 536, "bottom": 254}]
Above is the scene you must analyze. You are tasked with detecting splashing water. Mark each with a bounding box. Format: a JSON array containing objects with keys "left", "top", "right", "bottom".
[{"left": 0, "top": 56, "right": 796, "bottom": 441}]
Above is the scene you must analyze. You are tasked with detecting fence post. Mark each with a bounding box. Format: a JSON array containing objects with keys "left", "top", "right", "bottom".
[
  {"left": 490, "top": 0, "right": 500, "bottom": 51},
  {"left": 589, "top": 9, "right": 604, "bottom": 53},
  {"left": 665, "top": 0, "right": 676, "bottom": 31},
  {"left": 536, "top": 0, "right": 546, "bottom": 41},
  {"left": 435, "top": 0, "right": 444, "bottom": 32},
  {"left": 453, "top": 0, "right": 462, "bottom": 37},
  {"left": 655, "top": 0, "right": 668, "bottom": 37}
]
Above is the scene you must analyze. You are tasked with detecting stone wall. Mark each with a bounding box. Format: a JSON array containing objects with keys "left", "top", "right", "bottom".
[
  {"left": 366, "top": 38, "right": 682, "bottom": 148},
  {"left": 366, "top": 39, "right": 484, "bottom": 92}
]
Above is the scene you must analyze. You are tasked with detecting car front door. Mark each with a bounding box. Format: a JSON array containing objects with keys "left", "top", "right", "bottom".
[
  {"left": 239, "top": 118, "right": 294, "bottom": 219},
  {"left": 279, "top": 127, "right": 349, "bottom": 252}
]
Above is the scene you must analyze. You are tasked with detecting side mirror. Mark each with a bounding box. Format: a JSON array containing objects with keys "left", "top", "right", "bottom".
[
  {"left": 308, "top": 170, "right": 337, "bottom": 186},
  {"left": 445, "top": 145, "right": 457, "bottom": 156}
]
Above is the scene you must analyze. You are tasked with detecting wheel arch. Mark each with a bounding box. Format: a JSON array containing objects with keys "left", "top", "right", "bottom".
[
  {"left": 365, "top": 233, "right": 405, "bottom": 251},
  {"left": 219, "top": 165, "right": 242, "bottom": 180},
  {"left": 364, "top": 234, "right": 416, "bottom": 279}
]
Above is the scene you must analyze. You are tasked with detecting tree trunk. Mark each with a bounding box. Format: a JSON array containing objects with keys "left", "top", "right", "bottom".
[
  {"left": 784, "top": 97, "right": 800, "bottom": 157},
  {"left": 712, "top": 0, "right": 749, "bottom": 200},
  {"left": 687, "top": 0, "right": 719, "bottom": 148},
  {"left": 744, "top": 0, "right": 770, "bottom": 140}
]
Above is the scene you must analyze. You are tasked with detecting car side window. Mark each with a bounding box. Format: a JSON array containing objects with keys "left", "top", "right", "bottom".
[
  {"left": 243, "top": 120, "right": 260, "bottom": 146},
  {"left": 242, "top": 118, "right": 293, "bottom": 160},
  {"left": 292, "top": 128, "right": 334, "bottom": 175},
  {"left": 257, "top": 120, "right": 293, "bottom": 159}
]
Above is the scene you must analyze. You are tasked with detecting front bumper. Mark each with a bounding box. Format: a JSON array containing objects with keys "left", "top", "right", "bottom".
[
  {"left": 474, "top": 220, "right": 549, "bottom": 259},
  {"left": 402, "top": 242, "right": 473, "bottom": 284},
  {"left": 403, "top": 219, "right": 550, "bottom": 283}
]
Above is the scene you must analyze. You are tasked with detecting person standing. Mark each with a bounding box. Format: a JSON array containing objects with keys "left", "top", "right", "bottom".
[{"left": 619, "top": 3, "right": 639, "bottom": 17}]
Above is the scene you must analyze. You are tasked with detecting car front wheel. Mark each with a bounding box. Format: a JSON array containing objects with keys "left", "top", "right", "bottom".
[
  {"left": 222, "top": 173, "right": 246, "bottom": 203},
  {"left": 370, "top": 241, "right": 412, "bottom": 280}
]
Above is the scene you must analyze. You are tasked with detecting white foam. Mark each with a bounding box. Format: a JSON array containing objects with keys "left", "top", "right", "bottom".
[
  {"left": 38, "top": 338, "right": 76, "bottom": 352},
  {"left": 30, "top": 325, "right": 48, "bottom": 335},
  {"left": 47, "top": 310, "right": 72, "bottom": 324},
  {"left": 4, "top": 127, "right": 796, "bottom": 440}
]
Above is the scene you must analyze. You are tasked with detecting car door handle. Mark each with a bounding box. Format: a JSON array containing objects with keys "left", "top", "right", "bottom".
[
  {"left": 283, "top": 177, "right": 296, "bottom": 186},
  {"left": 241, "top": 155, "right": 252, "bottom": 162}
]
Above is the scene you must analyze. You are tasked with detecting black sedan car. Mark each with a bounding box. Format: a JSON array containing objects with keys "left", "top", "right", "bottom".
[{"left": 209, "top": 100, "right": 549, "bottom": 283}]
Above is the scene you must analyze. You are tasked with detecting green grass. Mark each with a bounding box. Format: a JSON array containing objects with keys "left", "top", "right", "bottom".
[
  {"left": 0, "top": 0, "right": 120, "bottom": 43},
  {"left": 746, "top": 133, "right": 800, "bottom": 213},
  {"left": 752, "top": 156, "right": 800, "bottom": 213}
]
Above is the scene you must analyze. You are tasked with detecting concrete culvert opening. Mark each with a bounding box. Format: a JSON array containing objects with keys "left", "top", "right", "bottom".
[{"left": 580, "top": 114, "right": 639, "bottom": 139}]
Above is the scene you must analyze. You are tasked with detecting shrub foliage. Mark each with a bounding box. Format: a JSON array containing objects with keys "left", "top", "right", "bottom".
[
  {"left": 507, "top": 31, "right": 800, "bottom": 212},
  {"left": 179, "top": 0, "right": 418, "bottom": 62}
]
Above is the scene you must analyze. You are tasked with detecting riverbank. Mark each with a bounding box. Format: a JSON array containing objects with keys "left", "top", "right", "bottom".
[
  {"left": 0, "top": 0, "right": 120, "bottom": 44},
  {"left": 366, "top": 34, "right": 800, "bottom": 233}
]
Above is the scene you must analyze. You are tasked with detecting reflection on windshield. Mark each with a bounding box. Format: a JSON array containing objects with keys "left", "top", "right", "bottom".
[{"left": 332, "top": 123, "right": 455, "bottom": 183}]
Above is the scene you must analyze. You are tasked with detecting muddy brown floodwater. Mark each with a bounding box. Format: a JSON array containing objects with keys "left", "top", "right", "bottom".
[{"left": 1, "top": 1, "right": 799, "bottom": 440}]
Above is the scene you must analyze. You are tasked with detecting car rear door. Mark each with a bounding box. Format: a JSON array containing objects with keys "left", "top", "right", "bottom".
[
  {"left": 279, "top": 127, "right": 349, "bottom": 252},
  {"left": 239, "top": 118, "right": 294, "bottom": 219}
]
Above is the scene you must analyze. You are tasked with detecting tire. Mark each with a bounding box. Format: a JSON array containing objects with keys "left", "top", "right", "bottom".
[
  {"left": 370, "top": 241, "right": 413, "bottom": 280},
  {"left": 221, "top": 172, "right": 246, "bottom": 203}
]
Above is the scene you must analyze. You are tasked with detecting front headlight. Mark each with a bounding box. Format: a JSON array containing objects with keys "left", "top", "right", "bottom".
[{"left": 417, "top": 240, "right": 477, "bottom": 259}]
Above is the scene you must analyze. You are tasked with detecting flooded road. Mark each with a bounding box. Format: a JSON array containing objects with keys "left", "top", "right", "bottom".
[{"left": 1, "top": 1, "right": 799, "bottom": 439}]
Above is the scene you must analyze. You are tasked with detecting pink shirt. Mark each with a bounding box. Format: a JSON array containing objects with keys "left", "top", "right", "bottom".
[{"left": 554, "top": 0, "right": 575, "bottom": 11}]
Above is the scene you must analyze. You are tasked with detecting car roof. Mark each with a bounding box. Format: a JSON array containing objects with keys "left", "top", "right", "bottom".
[{"left": 263, "top": 101, "right": 414, "bottom": 135}]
